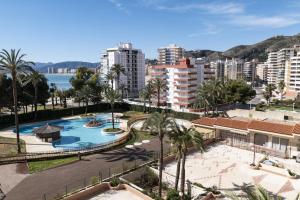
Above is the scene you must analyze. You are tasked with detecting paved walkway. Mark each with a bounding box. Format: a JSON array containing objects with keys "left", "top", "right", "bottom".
[{"left": 5, "top": 136, "right": 170, "bottom": 200}]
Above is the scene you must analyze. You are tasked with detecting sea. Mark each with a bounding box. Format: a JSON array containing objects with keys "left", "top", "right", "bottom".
[{"left": 44, "top": 74, "right": 73, "bottom": 90}]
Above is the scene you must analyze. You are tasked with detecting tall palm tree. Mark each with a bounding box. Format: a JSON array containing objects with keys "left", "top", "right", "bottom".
[
  {"left": 264, "top": 84, "right": 276, "bottom": 106},
  {"left": 151, "top": 78, "right": 167, "bottom": 109},
  {"left": 105, "top": 71, "right": 115, "bottom": 89},
  {"left": 0, "top": 49, "right": 34, "bottom": 153},
  {"left": 111, "top": 64, "right": 125, "bottom": 91},
  {"left": 119, "top": 83, "right": 128, "bottom": 100},
  {"left": 144, "top": 82, "right": 154, "bottom": 112},
  {"left": 50, "top": 83, "right": 57, "bottom": 109},
  {"left": 105, "top": 87, "right": 120, "bottom": 129},
  {"left": 77, "top": 85, "right": 93, "bottom": 115},
  {"left": 142, "top": 112, "right": 172, "bottom": 197},
  {"left": 27, "top": 71, "right": 44, "bottom": 120},
  {"left": 179, "top": 126, "right": 204, "bottom": 193},
  {"left": 277, "top": 80, "right": 285, "bottom": 100},
  {"left": 169, "top": 121, "right": 184, "bottom": 191},
  {"left": 139, "top": 88, "right": 150, "bottom": 113}
]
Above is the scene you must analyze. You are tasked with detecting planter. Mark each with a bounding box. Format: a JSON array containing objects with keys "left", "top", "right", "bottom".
[
  {"left": 109, "top": 183, "right": 123, "bottom": 190},
  {"left": 103, "top": 128, "right": 124, "bottom": 134}
]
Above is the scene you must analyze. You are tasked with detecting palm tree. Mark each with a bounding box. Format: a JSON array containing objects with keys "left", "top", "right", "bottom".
[
  {"left": 27, "top": 71, "right": 44, "bottom": 120},
  {"left": 111, "top": 64, "right": 126, "bottom": 91},
  {"left": 144, "top": 82, "right": 154, "bottom": 113},
  {"left": 278, "top": 80, "right": 285, "bottom": 100},
  {"left": 119, "top": 83, "right": 128, "bottom": 100},
  {"left": 50, "top": 83, "right": 57, "bottom": 109},
  {"left": 0, "top": 49, "right": 34, "bottom": 153},
  {"left": 264, "top": 84, "right": 276, "bottom": 106},
  {"left": 105, "top": 71, "right": 115, "bottom": 89},
  {"left": 169, "top": 121, "right": 184, "bottom": 191},
  {"left": 142, "top": 112, "right": 172, "bottom": 197},
  {"left": 77, "top": 85, "right": 93, "bottom": 115},
  {"left": 139, "top": 88, "right": 150, "bottom": 113},
  {"left": 105, "top": 87, "right": 120, "bottom": 129},
  {"left": 179, "top": 125, "right": 204, "bottom": 193},
  {"left": 151, "top": 78, "right": 167, "bottom": 109},
  {"left": 227, "top": 184, "right": 284, "bottom": 200}
]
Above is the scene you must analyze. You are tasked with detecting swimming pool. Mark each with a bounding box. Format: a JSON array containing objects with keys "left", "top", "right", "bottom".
[{"left": 18, "top": 113, "right": 120, "bottom": 150}]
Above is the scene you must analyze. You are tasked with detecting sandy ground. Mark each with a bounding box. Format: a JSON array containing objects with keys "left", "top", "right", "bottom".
[
  {"left": 0, "top": 163, "right": 28, "bottom": 194},
  {"left": 163, "top": 143, "right": 300, "bottom": 199},
  {"left": 89, "top": 190, "right": 144, "bottom": 200}
]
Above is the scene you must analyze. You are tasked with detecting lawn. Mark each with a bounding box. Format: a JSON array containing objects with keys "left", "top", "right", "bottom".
[
  {"left": 28, "top": 156, "right": 78, "bottom": 173},
  {"left": 127, "top": 129, "right": 156, "bottom": 145},
  {"left": 120, "top": 111, "right": 147, "bottom": 120},
  {"left": 0, "top": 136, "right": 26, "bottom": 157}
]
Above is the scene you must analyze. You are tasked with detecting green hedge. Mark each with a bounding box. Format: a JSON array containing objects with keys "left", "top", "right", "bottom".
[
  {"left": 0, "top": 103, "right": 129, "bottom": 129},
  {"left": 128, "top": 104, "right": 200, "bottom": 121}
]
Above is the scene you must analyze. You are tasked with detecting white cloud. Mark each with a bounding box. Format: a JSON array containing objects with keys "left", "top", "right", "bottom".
[
  {"left": 157, "top": 2, "right": 244, "bottom": 14},
  {"left": 108, "top": 0, "right": 130, "bottom": 14},
  {"left": 187, "top": 23, "right": 222, "bottom": 37},
  {"left": 230, "top": 15, "right": 300, "bottom": 28}
]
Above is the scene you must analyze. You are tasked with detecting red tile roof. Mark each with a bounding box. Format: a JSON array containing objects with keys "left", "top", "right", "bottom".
[
  {"left": 192, "top": 117, "right": 217, "bottom": 127},
  {"left": 215, "top": 118, "right": 250, "bottom": 130},
  {"left": 192, "top": 117, "right": 300, "bottom": 136}
]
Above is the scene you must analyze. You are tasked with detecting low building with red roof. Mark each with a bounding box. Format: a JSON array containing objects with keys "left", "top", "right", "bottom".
[{"left": 192, "top": 117, "right": 300, "bottom": 158}]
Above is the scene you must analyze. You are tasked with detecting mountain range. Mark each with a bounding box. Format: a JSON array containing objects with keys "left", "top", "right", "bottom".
[
  {"left": 186, "top": 33, "right": 300, "bottom": 62},
  {"left": 34, "top": 61, "right": 99, "bottom": 73}
]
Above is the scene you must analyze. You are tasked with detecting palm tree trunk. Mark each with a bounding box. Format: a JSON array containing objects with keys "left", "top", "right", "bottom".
[
  {"left": 12, "top": 71, "right": 21, "bottom": 153},
  {"left": 157, "top": 89, "right": 160, "bottom": 109},
  {"left": 111, "top": 103, "right": 115, "bottom": 129},
  {"left": 34, "top": 85, "right": 38, "bottom": 120},
  {"left": 175, "top": 151, "right": 182, "bottom": 191},
  {"left": 85, "top": 100, "right": 88, "bottom": 116},
  {"left": 51, "top": 95, "right": 54, "bottom": 110},
  {"left": 180, "top": 151, "right": 187, "bottom": 194},
  {"left": 148, "top": 97, "right": 151, "bottom": 113},
  {"left": 143, "top": 99, "right": 146, "bottom": 113},
  {"left": 158, "top": 134, "right": 164, "bottom": 197}
]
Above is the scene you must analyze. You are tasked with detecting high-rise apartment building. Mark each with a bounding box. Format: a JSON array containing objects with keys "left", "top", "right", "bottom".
[
  {"left": 158, "top": 44, "right": 184, "bottom": 65},
  {"left": 256, "top": 63, "right": 268, "bottom": 82},
  {"left": 243, "top": 60, "right": 257, "bottom": 82},
  {"left": 101, "top": 43, "right": 145, "bottom": 97},
  {"left": 225, "top": 58, "right": 243, "bottom": 80},
  {"left": 151, "top": 58, "right": 203, "bottom": 111},
  {"left": 210, "top": 60, "right": 225, "bottom": 81},
  {"left": 285, "top": 52, "right": 300, "bottom": 92}
]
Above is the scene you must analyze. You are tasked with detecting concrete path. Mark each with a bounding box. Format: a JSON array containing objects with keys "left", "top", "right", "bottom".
[
  {"left": 5, "top": 137, "right": 170, "bottom": 200},
  {"left": 0, "top": 163, "right": 28, "bottom": 194}
]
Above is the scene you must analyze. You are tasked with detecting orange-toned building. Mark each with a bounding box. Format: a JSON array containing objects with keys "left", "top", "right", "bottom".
[
  {"left": 192, "top": 117, "right": 300, "bottom": 158},
  {"left": 151, "top": 58, "right": 204, "bottom": 111}
]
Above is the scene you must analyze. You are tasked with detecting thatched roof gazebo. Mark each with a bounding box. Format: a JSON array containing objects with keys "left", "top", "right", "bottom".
[{"left": 33, "top": 124, "right": 63, "bottom": 142}]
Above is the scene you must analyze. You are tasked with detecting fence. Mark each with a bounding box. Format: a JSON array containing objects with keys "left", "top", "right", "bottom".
[
  {"left": 41, "top": 146, "right": 173, "bottom": 200},
  {"left": 0, "top": 132, "right": 131, "bottom": 164}
]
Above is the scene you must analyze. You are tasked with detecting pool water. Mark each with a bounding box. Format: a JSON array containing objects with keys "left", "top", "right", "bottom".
[{"left": 18, "top": 113, "right": 119, "bottom": 150}]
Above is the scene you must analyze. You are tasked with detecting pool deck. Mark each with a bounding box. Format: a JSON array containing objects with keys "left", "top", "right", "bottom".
[{"left": 0, "top": 113, "right": 129, "bottom": 153}]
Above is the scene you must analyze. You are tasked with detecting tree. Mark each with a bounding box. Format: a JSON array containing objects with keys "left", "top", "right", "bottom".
[
  {"left": 26, "top": 71, "right": 45, "bottom": 120},
  {"left": 105, "top": 87, "right": 120, "bottom": 129},
  {"left": 177, "top": 125, "right": 204, "bottom": 194},
  {"left": 77, "top": 85, "right": 94, "bottom": 115},
  {"left": 105, "top": 71, "right": 115, "bottom": 90},
  {"left": 111, "top": 64, "right": 126, "bottom": 91},
  {"left": 264, "top": 84, "right": 276, "bottom": 106},
  {"left": 151, "top": 78, "right": 167, "bottom": 109},
  {"left": 49, "top": 83, "right": 57, "bottom": 109},
  {"left": 0, "top": 49, "right": 34, "bottom": 153},
  {"left": 142, "top": 112, "right": 172, "bottom": 197},
  {"left": 278, "top": 80, "right": 285, "bottom": 100},
  {"left": 119, "top": 83, "right": 128, "bottom": 100},
  {"left": 139, "top": 88, "right": 150, "bottom": 113}
]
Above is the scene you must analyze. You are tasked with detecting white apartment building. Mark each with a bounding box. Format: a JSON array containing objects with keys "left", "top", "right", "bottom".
[
  {"left": 210, "top": 60, "right": 225, "bottom": 81},
  {"left": 158, "top": 44, "right": 184, "bottom": 65},
  {"left": 101, "top": 43, "right": 145, "bottom": 97},
  {"left": 285, "top": 52, "right": 300, "bottom": 92},
  {"left": 151, "top": 58, "right": 203, "bottom": 111},
  {"left": 225, "top": 58, "right": 243, "bottom": 80},
  {"left": 243, "top": 60, "right": 257, "bottom": 82},
  {"left": 266, "top": 46, "right": 299, "bottom": 85},
  {"left": 256, "top": 63, "right": 268, "bottom": 82}
]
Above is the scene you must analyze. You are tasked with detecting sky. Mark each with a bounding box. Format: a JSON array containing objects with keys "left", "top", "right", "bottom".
[{"left": 0, "top": 0, "right": 300, "bottom": 62}]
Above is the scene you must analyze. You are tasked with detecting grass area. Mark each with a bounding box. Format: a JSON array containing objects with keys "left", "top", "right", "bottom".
[
  {"left": 269, "top": 105, "right": 296, "bottom": 111},
  {"left": 28, "top": 157, "right": 78, "bottom": 173},
  {"left": 0, "top": 136, "right": 26, "bottom": 157},
  {"left": 120, "top": 111, "right": 147, "bottom": 120},
  {"left": 127, "top": 129, "right": 156, "bottom": 145}
]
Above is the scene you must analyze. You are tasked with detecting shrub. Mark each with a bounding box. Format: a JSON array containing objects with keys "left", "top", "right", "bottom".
[
  {"left": 255, "top": 102, "right": 267, "bottom": 111},
  {"left": 167, "top": 189, "right": 180, "bottom": 200},
  {"left": 287, "top": 169, "right": 297, "bottom": 176},
  {"left": 90, "top": 176, "right": 99, "bottom": 185},
  {"left": 110, "top": 176, "right": 120, "bottom": 187},
  {"left": 140, "top": 167, "right": 159, "bottom": 188}
]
